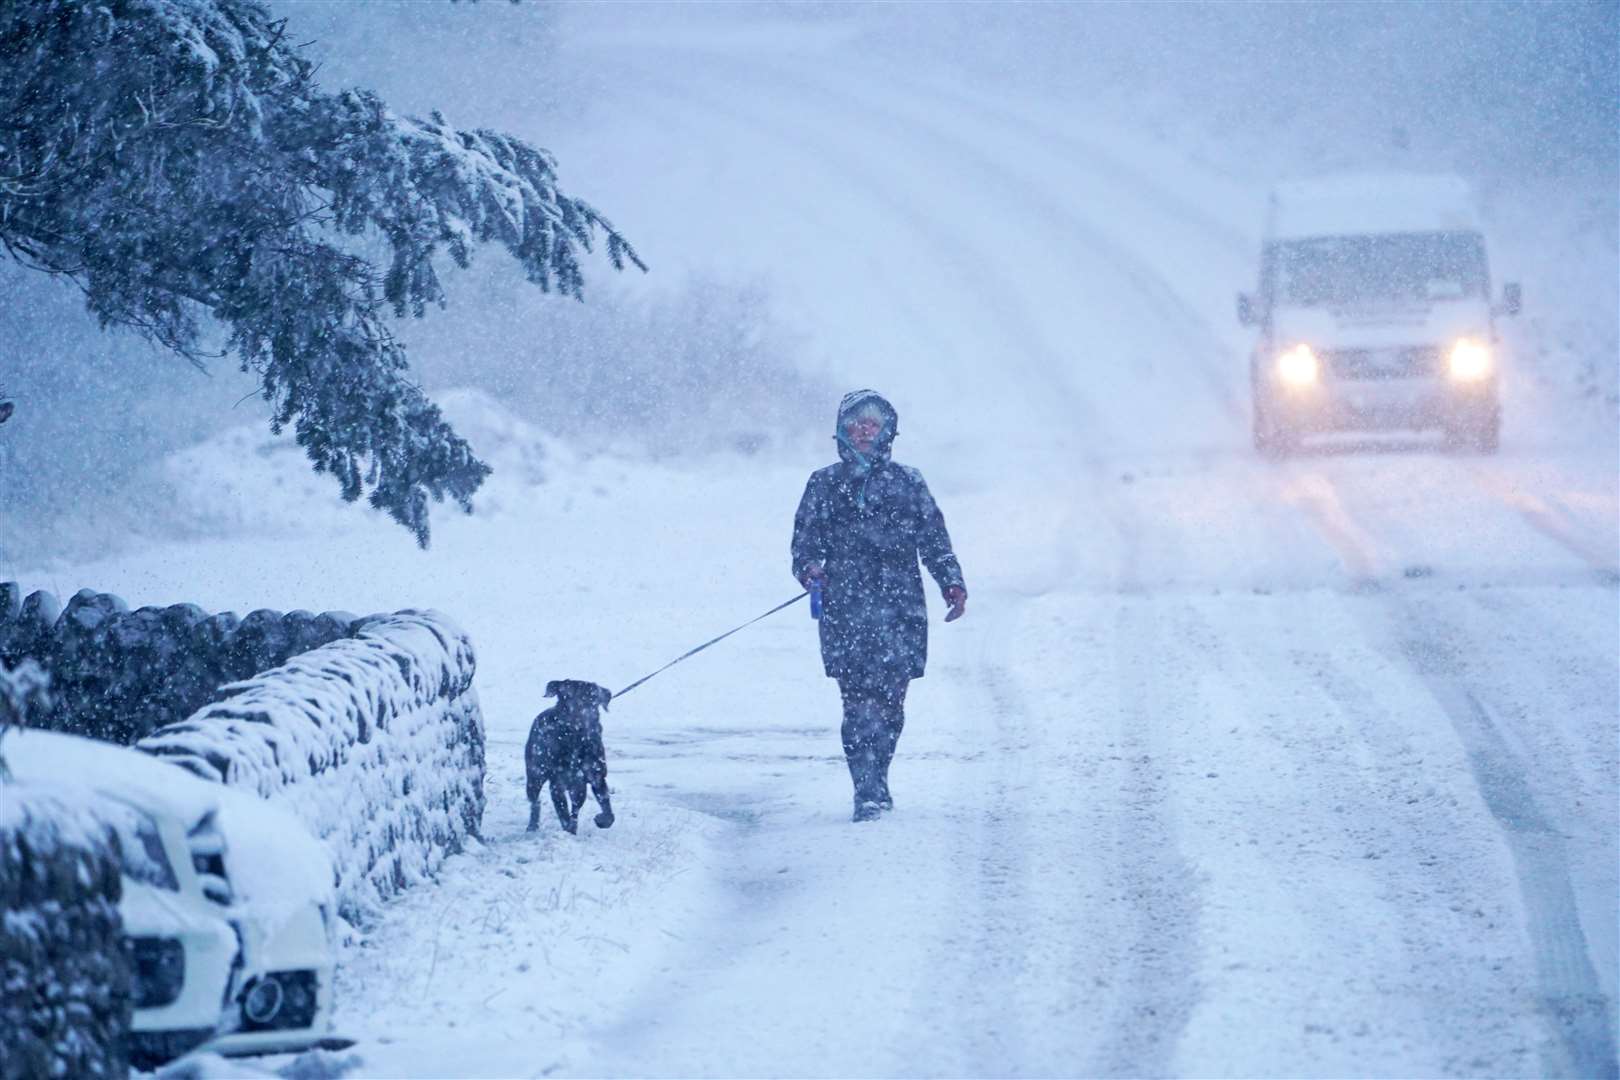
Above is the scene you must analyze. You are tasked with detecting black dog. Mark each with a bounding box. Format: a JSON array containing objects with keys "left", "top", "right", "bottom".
[{"left": 525, "top": 679, "right": 615, "bottom": 834}]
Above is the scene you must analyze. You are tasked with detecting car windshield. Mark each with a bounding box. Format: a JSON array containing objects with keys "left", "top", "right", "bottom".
[
  {"left": 101, "top": 800, "right": 180, "bottom": 892},
  {"left": 1273, "top": 232, "right": 1487, "bottom": 306}
]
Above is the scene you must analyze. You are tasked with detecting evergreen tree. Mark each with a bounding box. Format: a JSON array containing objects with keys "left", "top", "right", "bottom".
[{"left": 0, "top": 0, "right": 643, "bottom": 545}]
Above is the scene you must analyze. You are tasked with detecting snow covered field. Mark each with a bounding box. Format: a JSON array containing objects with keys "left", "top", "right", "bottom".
[{"left": 8, "top": 9, "right": 1617, "bottom": 1078}]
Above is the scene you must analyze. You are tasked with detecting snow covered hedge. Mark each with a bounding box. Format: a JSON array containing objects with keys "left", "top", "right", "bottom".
[
  {"left": 0, "top": 787, "right": 132, "bottom": 1080},
  {"left": 139, "top": 611, "right": 485, "bottom": 926},
  {"left": 0, "top": 582, "right": 355, "bottom": 745}
]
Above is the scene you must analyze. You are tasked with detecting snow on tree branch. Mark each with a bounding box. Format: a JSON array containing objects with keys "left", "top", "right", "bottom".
[
  {"left": 0, "top": 0, "right": 644, "bottom": 544},
  {"left": 0, "top": 660, "right": 51, "bottom": 778},
  {"left": 0, "top": 660, "right": 51, "bottom": 728}
]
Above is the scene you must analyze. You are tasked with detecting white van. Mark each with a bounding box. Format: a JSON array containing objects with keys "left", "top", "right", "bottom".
[
  {"left": 1238, "top": 173, "right": 1519, "bottom": 454},
  {"left": 4, "top": 730, "right": 339, "bottom": 1067}
]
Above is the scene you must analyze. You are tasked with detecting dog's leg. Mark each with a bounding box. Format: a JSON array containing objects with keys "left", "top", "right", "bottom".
[
  {"left": 549, "top": 780, "right": 577, "bottom": 834},
  {"left": 525, "top": 723, "right": 545, "bottom": 832},
  {"left": 567, "top": 775, "right": 588, "bottom": 825},
  {"left": 589, "top": 768, "right": 614, "bottom": 829}
]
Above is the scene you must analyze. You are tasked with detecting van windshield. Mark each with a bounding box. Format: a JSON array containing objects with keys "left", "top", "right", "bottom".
[{"left": 1273, "top": 232, "right": 1487, "bottom": 306}]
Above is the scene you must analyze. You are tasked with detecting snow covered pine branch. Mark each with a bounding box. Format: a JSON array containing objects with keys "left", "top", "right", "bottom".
[
  {"left": 0, "top": 659, "right": 51, "bottom": 774},
  {"left": 0, "top": 0, "right": 644, "bottom": 544}
]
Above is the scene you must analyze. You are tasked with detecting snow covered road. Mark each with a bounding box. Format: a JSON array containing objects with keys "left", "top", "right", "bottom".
[
  {"left": 15, "top": 14, "right": 1616, "bottom": 1078},
  {"left": 312, "top": 440, "right": 1615, "bottom": 1078}
]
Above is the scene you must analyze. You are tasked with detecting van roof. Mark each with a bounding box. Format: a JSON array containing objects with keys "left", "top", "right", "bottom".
[{"left": 1267, "top": 173, "right": 1481, "bottom": 240}]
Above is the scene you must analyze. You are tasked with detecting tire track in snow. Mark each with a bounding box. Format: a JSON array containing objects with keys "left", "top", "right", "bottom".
[
  {"left": 953, "top": 660, "right": 1043, "bottom": 1073},
  {"left": 1294, "top": 641, "right": 1545, "bottom": 1073},
  {"left": 950, "top": 613, "right": 1194, "bottom": 1076},
  {"left": 1276, "top": 467, "right": 1389, "bottom": 589},
  {"left": 1098, "top": 596, "right": 1202, "bottom": 1077},
  {"left": 1283, "top": 467, "right": 1620, "bottom": 1076},
  {"left": 1158, "top": 593, "right": 1552, "bottom": 1074},
  {"left": 1399, "top": 642, "right": 1618, "bottom": 1078},
  {"left": 1469, "top": 464, "right": 1620, "bottom": 583}
]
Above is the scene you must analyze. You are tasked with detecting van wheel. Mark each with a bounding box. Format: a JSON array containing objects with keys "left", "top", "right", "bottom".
[
  {"left": 1446, "top": 412, "right": 1500, "bottom": 454},
  {"left": 1253, "top": 403, "right": 1298, "bottom": 458}
]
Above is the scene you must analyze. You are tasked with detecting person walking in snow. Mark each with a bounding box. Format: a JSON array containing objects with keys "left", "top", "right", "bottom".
[{"left": 792, "top": 390, "right": 967, "bottom": 823}]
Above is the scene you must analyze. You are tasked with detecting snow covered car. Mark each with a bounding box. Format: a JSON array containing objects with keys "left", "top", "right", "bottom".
[
  {"left": 4, "top": 730, "right": 338, "bottom": 1066},
  {"left": 1238, "top": 173, "right": 1520, "bottom": 454}
]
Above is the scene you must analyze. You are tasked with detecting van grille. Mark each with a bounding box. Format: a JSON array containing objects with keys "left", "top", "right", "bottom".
[
  {"left": 129, "top": 936, "right": 186, "bottom": 1008},
  {"left": 1325, "top": 346, "right": 1441, "bottom": 380}
]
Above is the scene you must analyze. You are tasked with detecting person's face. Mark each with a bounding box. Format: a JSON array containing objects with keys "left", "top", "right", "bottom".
[{"left": 844, "top": 413, "right": 882, "bottom": 453}]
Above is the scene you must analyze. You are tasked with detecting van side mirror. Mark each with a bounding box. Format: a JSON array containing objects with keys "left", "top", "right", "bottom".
[
  {"left": 1237, "top": 292, "right": 1259, "bottom": 327},
  {"left": 1499, "top": 282, "right": 1522, "bottom": 317}
]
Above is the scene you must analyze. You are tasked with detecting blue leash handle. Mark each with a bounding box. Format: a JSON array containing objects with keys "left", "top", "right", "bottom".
[{"left": 809, "top": 578, "right": 824, "bottom": 620}]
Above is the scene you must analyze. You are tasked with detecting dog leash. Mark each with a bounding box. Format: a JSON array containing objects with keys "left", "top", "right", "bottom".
[{"left": 614, "top": 591, "right": 808, "bottom": 699}]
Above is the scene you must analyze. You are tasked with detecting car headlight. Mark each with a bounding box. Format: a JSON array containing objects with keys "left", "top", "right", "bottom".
[
  {"left": 1276, "top": 344, "right": 1320, "bottom": 386},
  {"left": 1448, "top": 339, "right": 1492, "bottom": 380}
]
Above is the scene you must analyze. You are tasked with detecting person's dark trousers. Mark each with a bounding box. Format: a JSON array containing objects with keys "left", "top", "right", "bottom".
[{"left": 838, "top": 677, "right": 909, "bottom": 808}]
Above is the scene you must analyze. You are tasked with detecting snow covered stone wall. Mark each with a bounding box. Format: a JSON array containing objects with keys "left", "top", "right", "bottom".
[
  {"left": 0, "top": 786, "right": 132, "bottom": 1080},
  {"left": 0, "top": 582, "right": 355, "bottom": 745},
  {"left": 138, "top": 612, "right": 485, "bottom": 927},
  {"left": 1, "top": 583, "right": 485, "bottom": 926}
]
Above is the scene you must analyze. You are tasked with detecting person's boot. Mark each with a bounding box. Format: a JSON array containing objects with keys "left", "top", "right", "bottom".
[
  {"left": 876, "top": 743, "right": 896, "bottom": 811},
  {"left": 848, "top": 747, "right": 882, "bottom": 822}
]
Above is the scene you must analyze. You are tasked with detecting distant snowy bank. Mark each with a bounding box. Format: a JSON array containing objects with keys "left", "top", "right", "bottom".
[
  {"left": 156, "top": 389, "right": 569, "bottom": 540},
  {"left": 151, "top": 386, "right": 822, "bottom": 546}
]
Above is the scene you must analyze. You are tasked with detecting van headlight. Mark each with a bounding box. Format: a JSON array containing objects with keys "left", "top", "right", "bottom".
[
  {"left": 1275, "top": 344, "right": 1320, "bottom": 386},
  {"left": 241, "top": 971, "right": 320, "bottom": 1031},
  {"left": 1448, "top": 339, "right": 1492, "bottom": 380}
]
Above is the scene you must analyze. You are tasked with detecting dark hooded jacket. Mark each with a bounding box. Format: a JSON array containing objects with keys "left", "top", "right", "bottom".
[{"left": 792, "top": 390, "right": 966, "bottom": 682}]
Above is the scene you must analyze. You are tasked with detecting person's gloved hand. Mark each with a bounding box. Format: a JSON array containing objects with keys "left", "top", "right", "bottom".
[
  {"left": 943, "top": 585, "right": 967, "bottom": 622},
  {"left": 799, "top": 563, "right": 827, "bottom": 590}
]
